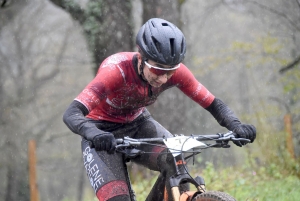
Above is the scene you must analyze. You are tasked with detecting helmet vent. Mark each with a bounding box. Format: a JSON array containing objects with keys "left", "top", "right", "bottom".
[
  {"left": 152, "top": 36, "right": 161, "bottom": 53},
  {"left": 151, "top": 21, "right": 156, "bottom": 27},
  {"left": 181, "top": 38, "right": 184, "bottom": 53},
  {"left": 143, "top": 33, "right": 147, "bottom": 44},
  {"left": 162, "top": 23, "right": 168, "bottom": 26},
  {"left": 170, "top": 38, "right": 175, "bottom": 56}
]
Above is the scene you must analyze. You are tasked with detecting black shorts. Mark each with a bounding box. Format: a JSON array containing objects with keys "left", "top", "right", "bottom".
[{"left": 81, "top": 109, "right": 173, "bottom": 201}]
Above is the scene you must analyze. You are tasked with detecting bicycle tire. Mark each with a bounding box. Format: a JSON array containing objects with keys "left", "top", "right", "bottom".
[{"left": 192, "top": 191, "right": 236, "bottom": 201}]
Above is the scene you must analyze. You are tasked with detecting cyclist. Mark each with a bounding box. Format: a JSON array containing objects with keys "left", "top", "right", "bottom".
[{"left": 63, "top": 18, "right": 256, "bottom": 201}]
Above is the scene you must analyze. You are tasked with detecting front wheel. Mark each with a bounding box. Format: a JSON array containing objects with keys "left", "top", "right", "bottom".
[{"left": 192, "top": 191, "right": 236, "bottom": 201}]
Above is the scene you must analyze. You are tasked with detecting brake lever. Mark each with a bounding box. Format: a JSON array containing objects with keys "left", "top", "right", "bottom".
[
  {"left": 231, "top": 137, "right": 251, "bottom": 147},
  {"left": 115, "top": 143, "right": 130, "bottom": 149},
  {"left": 231, "top": 138, "right": 251, "bottom": 143}
]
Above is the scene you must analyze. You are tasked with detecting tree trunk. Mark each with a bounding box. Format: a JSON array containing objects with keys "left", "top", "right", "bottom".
[
  {"left": 91, "top": 0, "right": 134, "bottom": 74},
  {"left": 5, "top": 168, "right": 17, "bottom": 201},
  {"left": 142, "top": 0, "right": 180, "bottom": 25},
  {"left": 5, "top": 159, "right": 29, "bottom": 201},
  {"left": 48, "top": 0, "right": 134, "bottom": 74}
]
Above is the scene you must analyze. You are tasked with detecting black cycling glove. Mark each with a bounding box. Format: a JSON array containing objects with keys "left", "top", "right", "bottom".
[
  {"left": 233, "top": 124, "right": 256, "bottom": 147},
  {"left": 92, "top": 133, "right": 117, "bottom": 154}
]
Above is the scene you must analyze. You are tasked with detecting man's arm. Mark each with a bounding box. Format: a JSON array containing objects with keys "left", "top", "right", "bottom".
[
  {"left": 205, "top": 98, "right": 256, "bottom": 145},
  {"left": 63, "top": 100, "right": 117, "bottom": 153},
  {"left": 205, "top": 98, "right": 241, "bottom": 131},
  {"left": 63, "top": 100, "right": 105, "bottom": 141},
  {"left": 172, "top": 65, "right": 256, "bottom": 145}
]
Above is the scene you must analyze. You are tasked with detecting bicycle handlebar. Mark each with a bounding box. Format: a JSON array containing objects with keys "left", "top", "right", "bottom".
[{"left": 115, "top": 131, "right": 250, "bottom": 149}]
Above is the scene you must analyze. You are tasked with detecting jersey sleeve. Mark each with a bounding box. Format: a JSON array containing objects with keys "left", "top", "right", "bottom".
[
  {"left": 173, "top": 64, "right": 215, "bottom": 108},
  {"left": 75, "top": 64, "right": 125, "bottom": 112}
]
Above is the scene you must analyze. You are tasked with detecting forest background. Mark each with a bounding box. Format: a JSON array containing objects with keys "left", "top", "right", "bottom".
[{"left": 0, "top": 0, "right": 300, "bottom": 200}]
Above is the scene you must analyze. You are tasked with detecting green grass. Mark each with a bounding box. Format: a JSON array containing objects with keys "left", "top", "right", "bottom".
[
  {"left": 200, "top": 162, "right": 300, "bottom": 201},
  {"left": 228, "top": 176, "right": 300, "bottom": 201},
  {"left": 130, "top": 162, "right": 300, "bottom": 201},
  {"left": 79, "top": 162, "right": 300, "bottom": 201}
]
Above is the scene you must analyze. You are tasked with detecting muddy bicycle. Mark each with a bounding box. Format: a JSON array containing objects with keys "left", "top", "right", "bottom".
[{"left": 115, "top": 131, "right": 250, "bottom": 201}]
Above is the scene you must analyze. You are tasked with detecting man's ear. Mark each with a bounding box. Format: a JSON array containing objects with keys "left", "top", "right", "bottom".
[
  {"left": 137, "top": 52, "right": 142, "bottom": 60},
  {"left": 137, "top": 53, "right": 144, "bottom": 66}
]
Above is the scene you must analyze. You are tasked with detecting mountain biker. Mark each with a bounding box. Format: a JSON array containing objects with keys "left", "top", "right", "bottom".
[{"left": 63, "top": 18, "right": 256, "bottom": 201}]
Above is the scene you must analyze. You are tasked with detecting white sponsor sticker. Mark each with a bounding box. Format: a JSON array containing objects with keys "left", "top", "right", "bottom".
[{"left": 163, "top": 136, "right": 207, "bottom": 157}]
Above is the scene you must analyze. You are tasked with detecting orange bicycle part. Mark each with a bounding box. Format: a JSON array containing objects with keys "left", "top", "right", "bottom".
[{"left": 179, "top": 191, "right": 198, "bottom": 201}]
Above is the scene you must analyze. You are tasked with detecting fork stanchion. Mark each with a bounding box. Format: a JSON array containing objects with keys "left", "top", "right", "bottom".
[{"left": 171, "top": 186, "right": 181, "bottom": 201}]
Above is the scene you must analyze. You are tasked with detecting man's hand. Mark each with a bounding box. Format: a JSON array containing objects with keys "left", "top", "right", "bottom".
[
  {"left": 233, "top": 124, "right": 256, "bottom": 147},
  {"left": 92, "top": 133, "right": 117, "bottom": 154}
]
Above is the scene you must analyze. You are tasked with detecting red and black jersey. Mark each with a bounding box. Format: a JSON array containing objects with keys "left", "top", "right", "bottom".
[{"left": 75, "top": 52, "right": 215, "bottom": 123}]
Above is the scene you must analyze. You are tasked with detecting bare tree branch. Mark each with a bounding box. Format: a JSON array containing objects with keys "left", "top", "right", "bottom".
[
  {"left": 32, "top": 26, "right": 71, "bottom": 91},
  {"left": 48, "top": 0, "right": 86, "bottom": 24},
  {"left": 269, "top": 96, "right": 291, "bottom": 113},
  {"left": 296, "top": 0, "right": 300, "bottom": 9},
  {"left": 247, "top": 0, "right": 300, "bottom": 31},
  {"left": 279, "top": 54, "right": 300, "bottom": 73},
  {"left": 0, "top": 46, "right": 13, "bottom": 74}
]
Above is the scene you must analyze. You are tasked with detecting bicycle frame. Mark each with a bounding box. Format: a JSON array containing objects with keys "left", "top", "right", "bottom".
[{"left": 116, "top": 131, "right": 249, "bottom": 201}]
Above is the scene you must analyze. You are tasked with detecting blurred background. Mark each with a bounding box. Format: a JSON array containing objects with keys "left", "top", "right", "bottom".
[{"left": 0, "top": 0, "right": 299, "bottom": 200}]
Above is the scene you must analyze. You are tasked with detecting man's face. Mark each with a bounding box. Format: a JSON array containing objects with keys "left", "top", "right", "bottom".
[{"left": 142, "top": 59, "right": 180, "bottom": 88}]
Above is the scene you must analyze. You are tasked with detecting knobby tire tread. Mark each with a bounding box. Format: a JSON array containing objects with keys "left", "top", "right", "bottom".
[{"left": 192, "top": 191, "right": 236, "bottom": 201}]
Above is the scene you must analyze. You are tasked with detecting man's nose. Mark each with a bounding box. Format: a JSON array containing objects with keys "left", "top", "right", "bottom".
[{"left": 157, "top": 74, "right": 168, "bottom": 83}]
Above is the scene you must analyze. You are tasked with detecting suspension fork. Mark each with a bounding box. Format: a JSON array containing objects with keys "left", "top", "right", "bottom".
[{"left": 169, "top": 154, "right": 206, "bottom": 201}]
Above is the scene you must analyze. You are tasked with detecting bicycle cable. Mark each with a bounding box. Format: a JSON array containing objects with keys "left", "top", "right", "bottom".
[
  {"left": 117, "top": 139, "right": 208, "bottom": 193},
  {"left": 178, "top": 136, "right": 206, "bottom": 192}
]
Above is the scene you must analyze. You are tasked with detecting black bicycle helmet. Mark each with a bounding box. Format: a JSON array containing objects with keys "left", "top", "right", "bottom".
[{"left": 136, "top": 18, "right": 186, "bottom": 66}]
